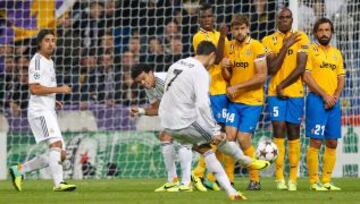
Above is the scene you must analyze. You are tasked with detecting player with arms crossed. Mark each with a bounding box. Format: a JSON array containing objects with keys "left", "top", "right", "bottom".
[
  {"left": 159, "top": 41, "right": 269, "bottom": 201},
  {"left": 218, "top": 15, "right": 268, "bottom": 191},
  {"left": 262, "top": 8, "right": 310, "bottom": 191},
  {"left": 304, "top": 18, "right": 345, "bottom": 191},
  {"left": 191, "top": 3, "right": 235, "bottom": 191},
  {"left": 130, "top": 64, "right": 193, "bottom": 192},
  {"left": 9, "top": 29, "right": 76, "bottom": 192}
]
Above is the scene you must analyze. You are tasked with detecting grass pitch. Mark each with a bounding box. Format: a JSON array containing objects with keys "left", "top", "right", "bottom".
[{"left": 1, "top": 178, "right": 359, "bottom": 204}]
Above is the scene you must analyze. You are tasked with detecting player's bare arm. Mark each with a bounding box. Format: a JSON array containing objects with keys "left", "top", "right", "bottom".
[
  {"left": 226, "top": 57, "right": 267, "bottom": 97},
  {"left": 130, "top": 100, "right": 160, "bottom": 117},
  {"left": 276, "top": 50, "right": 307, "bottom": 98},
  {"left": 267, "top": 33, "right": 301, "bottom": 75},
  {"left": 215, "top": 23, "right": 228, "bottom": 65},
  {"left": 303, "top": 71, "right": 336, "bottom": 108},
  {"left": 29, "top": 83, "right": 71, "bottom": 95},
  {"left": 334, "top": 75, "right": 345, "bottom": 101}
]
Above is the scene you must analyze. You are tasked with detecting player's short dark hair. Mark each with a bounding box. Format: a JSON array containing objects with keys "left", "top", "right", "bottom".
[
  {"left": 313, "top": 17, "right": 334, "bottom": 34},
  {"left": 131, "top": 64, "right": 154, "bottom": 80},
  {"left": 199, "top": 3, "right": 213, "bottom": 15},
  {"left": 230, "top": 14, "right": 249, "bottom": 27},
  {"left": 36, "top": 29, "right": 55, "bottom": 50},
  {"left": 196, "top": 41, "right": 216, "bottom": 56}
]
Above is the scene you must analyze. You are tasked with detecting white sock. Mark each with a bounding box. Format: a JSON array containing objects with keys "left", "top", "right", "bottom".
[
  {"left": 178, "top": 145, "right": 192, "bottom": 185},
  {"left": 204, "top": 150, "right": 237, "bottom": 196},
  {"left": 160, "top": 142, "right": 177, "bottom": 182},
  {"left": 48, "top": 148, "right": 64, "bottom": 187},
  {"left": 22, "top": 153, "right": 49, "bottom": 174},
  {"left": 218, "top": 141, "right": 252, "bottom": 166}
]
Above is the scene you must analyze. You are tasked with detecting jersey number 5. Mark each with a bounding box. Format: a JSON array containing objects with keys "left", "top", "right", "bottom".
[{"left": 166, "top": 69, "right": 183, "bottom": 91}]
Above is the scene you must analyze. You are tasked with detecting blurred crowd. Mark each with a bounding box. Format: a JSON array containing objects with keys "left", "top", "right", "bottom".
[{"left": 0, "top": 0, "right": 359, "bottom": 118}]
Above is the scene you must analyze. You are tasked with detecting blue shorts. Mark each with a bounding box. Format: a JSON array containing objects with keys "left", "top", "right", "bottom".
[
  {"left": 210, "top": 94, "right": 229, "bottom": 124},
  {"left": 225, "top": 102, "right": 263, "bottom": 134},
  {"left": 305, "top": 93, "right": 341, "bottom": 140},
  {"left": 267, "top": 96, "right": 304, "bottom": 124}
]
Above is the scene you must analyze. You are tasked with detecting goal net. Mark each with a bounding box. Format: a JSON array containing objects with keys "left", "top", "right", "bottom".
[{"left": 0, "top": 0, "right": 359, "bottom": 180}]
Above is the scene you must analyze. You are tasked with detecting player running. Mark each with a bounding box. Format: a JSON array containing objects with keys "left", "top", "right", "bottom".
[
  {"left": 9, "top": 29, "right": 76, "bottom": 192},
  {"left": 262, "top": 8, "right": 310, "bottom": 191},
  {"left": 130, "top": 64, "right": 193, "bottom": 192},
  {"left": 304, "top": 18, "right": 345, "bottom": 191}
]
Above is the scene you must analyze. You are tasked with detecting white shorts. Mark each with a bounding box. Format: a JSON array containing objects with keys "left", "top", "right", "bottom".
[
  {"left": 28, "top": 111, "right": 65, "bottom": 149},
  {"left": 164, "top": 115, "right": 214, "bottom": 146}
]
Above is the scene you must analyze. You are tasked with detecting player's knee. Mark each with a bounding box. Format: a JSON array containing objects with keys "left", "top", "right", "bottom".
[
  {"left": 286, "top": 123, "right": 300, "bottom": 140},
  {"left": 325, "top": 139, "right": 337, "bottom": 149},
  {"left": 195, "top": 143, "right": 212, "bottom": 154},
  {"left": 159, "top": 131, "right": 172, "bottom": 142},
  {"left": 309, "top": 139, "right": 322, "bottom": 149},
  {"left": 272, "top": 122, "right": 286, "bottom": 138},
  {"left": 61, "top": 150, "right": 67, "bottom": 161},
  {"left": 237, "top": 135, "right": 251, "bottom": 150},
  {"left": 49, "top": 140, "right": 62, "bottom": 149}
]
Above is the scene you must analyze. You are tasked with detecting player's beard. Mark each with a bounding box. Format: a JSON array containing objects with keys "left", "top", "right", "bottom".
[
  {"left": 235, "top": 33, "right": 246, "bottom": 43},
  {"left": 318, "top": 36, "right": 331, "bottom": 46}
]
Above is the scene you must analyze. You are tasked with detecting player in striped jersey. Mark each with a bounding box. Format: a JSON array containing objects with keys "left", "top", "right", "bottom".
[
  {"left": 9, "top": 29, "right": 76, "bottom": 192},
  {"left": 304, "top": 18, "right": 345, "bottom": 191},
  {"left": 262, "top": 8, "right": 310, "bottom": 191},
  {"left": 130, "top": 64, "right": 193, "bottom": 192}
]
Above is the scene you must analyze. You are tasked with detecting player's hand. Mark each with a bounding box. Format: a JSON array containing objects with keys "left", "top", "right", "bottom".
[
  {"left": 276, "top": 85, "right": 288, "bottom": 100},
  {"left": 219, "top": 23, "right": 228, "bottom": 36},
  {"left": 130, "top": 107, "right": 139, "bottom": 117},
  {"left": 322, "top": 94, "right": 336, "bottom": 109},
  {"left": 60, "top": 85, "right": 72, "bottom": 94},
  {"left": 227, "top": 86, "right": 238, "bottom": 99},
  {"left": 283, "top": 33, "right": 301, "bottom": 49},
  {"left": 56, "top": 100, "right": 64, "bottom": 110},
  {"left": 221, "top": 58, "right": 232, "bottom": 69}
]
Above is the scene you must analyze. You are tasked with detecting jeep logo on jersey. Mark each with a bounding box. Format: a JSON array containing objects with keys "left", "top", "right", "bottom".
[
  {"left": 287, "top": 49, "right": 293, "bottom": 55},
  {"left": 233, "top": 61, "right": 249, "bottom": 68},
  {"left": 320, "top": 62, "right": 337, "bottom": 70}
]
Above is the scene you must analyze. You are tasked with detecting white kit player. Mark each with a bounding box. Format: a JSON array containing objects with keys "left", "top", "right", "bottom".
[
  {"left": 9, "top": 29, "right": 76, "bottom": 192},
  {"left": 130, "top": 64, "right": 196, "bottom": 192},
  {"left": 159, "top": 41, "right": 270, "bottom": 200}
]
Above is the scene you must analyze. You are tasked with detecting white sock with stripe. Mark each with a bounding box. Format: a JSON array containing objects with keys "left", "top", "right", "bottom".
[{"left": 48, "top": 148, "right": 64, "bottom": 187}]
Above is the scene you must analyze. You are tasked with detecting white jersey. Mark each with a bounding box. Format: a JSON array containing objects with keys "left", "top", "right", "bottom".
[
  {"left": 144, "top": 72, "right": 167, "bottom": 104},
  {"left": 159, "top": 57, "right": 219, "bottom": 134},
  {"left": 28, "top": 53, "right": 57, "bottom": 116}
]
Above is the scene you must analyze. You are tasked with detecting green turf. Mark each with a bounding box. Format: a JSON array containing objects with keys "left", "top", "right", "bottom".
[{"left": 1, "top": 178, "right": 359, "bottom": 204}]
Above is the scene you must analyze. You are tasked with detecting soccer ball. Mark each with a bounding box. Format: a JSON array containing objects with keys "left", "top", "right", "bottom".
[{"left": 256, "top": 139, "right": 278, "bottom": 163}]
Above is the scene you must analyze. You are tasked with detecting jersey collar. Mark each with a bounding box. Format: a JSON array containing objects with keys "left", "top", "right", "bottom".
[{"left": 199, "top": 27, "right": 215, "bottom": 33}]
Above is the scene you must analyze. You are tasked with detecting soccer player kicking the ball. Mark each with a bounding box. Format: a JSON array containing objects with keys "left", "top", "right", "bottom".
[
  {"left": 191, "top": 3, "right": 235, "bottom": 191},
  {"left": 159, "top": 41, "right": 269, "bottom": 201},
  {"left": 9, "top": 29, "right": 76, "bottom": 192},
  {"left": 304, "top": 18, "right": 345, "bottom": 191},
  {"left": 130, "top": 64, "right": 193, "bottom": 192},
  {"left": 217, "top": 15, "right": 269, "bottom": 191},
  {"left": 262, "top": 8, "right": 310, "bottom": 191}
]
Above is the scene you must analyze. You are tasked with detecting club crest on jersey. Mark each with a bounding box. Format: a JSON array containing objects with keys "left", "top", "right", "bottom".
[
  {"left": 333, "top": 54, "right": 337, "bottom": 61},
  {"left": 287, "top": 49, "right": 293, "bottom": 55},
  {"left": 245, "top": 49, "right": 251, "bottom": 56},
  {"left": 34, "top": 72, "right": 40, "bottom": 79},
  {"left": 229, "top": 44, "right": 235, "bottom": 54}
]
